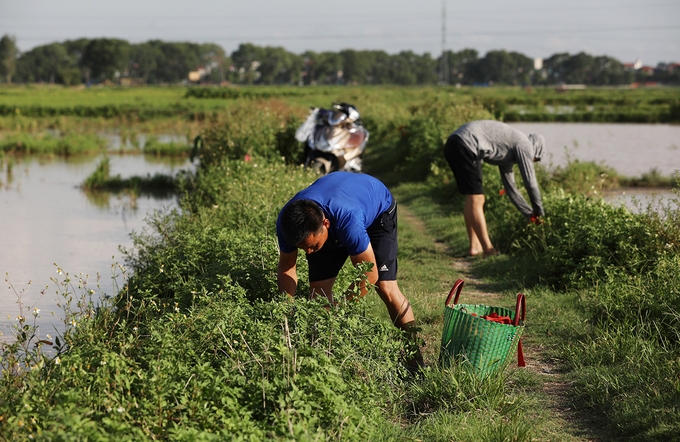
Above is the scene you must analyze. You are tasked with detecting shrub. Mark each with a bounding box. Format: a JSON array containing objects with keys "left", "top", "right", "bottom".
[{"left": 191, "top": 102, "right": 304, "bottom": 169}]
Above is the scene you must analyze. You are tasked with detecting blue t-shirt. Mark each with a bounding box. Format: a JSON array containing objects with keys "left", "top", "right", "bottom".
[{"left": 276, "top": 172, "right": 393, "bottom": 255}]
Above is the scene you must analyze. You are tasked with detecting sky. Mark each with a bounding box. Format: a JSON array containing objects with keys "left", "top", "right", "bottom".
[{"left": 1, "top": 0, "right": 679, "bottom": 66}]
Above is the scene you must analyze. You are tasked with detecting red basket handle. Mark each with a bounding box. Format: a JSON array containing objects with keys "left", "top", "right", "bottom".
[
  {"left": 445, "top": 279, "right": 465, "bottom": 307},
  {"left": 514, "top": 293, "right": 526, "bottom": 326},
  {"left": 515, "top": 293, "right": 526, "bottom": 367}
]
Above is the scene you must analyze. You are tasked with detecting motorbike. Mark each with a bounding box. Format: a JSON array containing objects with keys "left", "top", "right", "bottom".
[{"left": 295, "top": 102, "right": 369, "bottom": 175}]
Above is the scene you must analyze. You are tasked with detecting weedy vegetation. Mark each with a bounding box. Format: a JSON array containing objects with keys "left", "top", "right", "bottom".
[{"left": 1, "top": 85, "right": 679, "bottom": 440}]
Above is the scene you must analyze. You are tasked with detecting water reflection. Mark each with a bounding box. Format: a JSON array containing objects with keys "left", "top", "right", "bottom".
[
  {"left": 0, "top": 154, "right": 188, "bottom": 339},
  {"left": 603, "top": 188, "right": 678, "bottom": 214},
  {"left": 508, "top": 122, "right": 680, "bottom": 177},
  {"left": 98, "top": 132, "right": 189, "bottom": 152}
]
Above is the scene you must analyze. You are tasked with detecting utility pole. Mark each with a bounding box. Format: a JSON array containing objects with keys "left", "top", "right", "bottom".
[{"left": 439, "top": 0, "right": 449, "bottom": 85}]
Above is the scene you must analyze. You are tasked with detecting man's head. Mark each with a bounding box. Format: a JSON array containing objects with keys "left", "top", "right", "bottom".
[
  {"left": 528, "top": 133, "right": 545, "bottom": 162},
  {"left": 279, "top": 199, "right": 330, "bottom": 254}
]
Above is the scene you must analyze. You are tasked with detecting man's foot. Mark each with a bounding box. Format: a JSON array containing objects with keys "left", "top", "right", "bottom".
[
  {"left": 467, "top": 248, "right": 483, "bottom": 257},
  {"left": 483, "top": 248, "right": 499, "bottom": 258}
]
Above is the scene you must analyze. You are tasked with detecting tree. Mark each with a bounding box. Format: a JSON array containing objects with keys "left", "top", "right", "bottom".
[
  {"left": 369, "top": 51, "right": 392, "bottom": 84},
  {"left": 440, "top": 48, "right": 478, "bottom": 84},
  {"left": 231, "top": 43, "right": 264, "bottom": 84},
  {"left": 339, "top": 50, "right": 375, "bottom": 84},
  {"left": 403, "top": 51, "right": 438, "bottom": 85},
  {"left": 592, "top": 56, "right": 633, "bottom": 85},
  {"left": 153, "top": 41, "right": 201, "bottom": 83},
  {"left": 469, "top": 50, "right": 533, "bottom": 85},
  {"left": 0, "top": 34, "right": 19, "bottom": 83},
  {"left": 305, "top": 51, "right": 344, "bottom": 85},
  {"left": 257, "top": 46, "right": 303, "bottom": 85},
  {"left": 129, "top": 42, "right": 163, "bottom": 83},
  {"left": 389, "top": 51, "right": 419, "bottom": 85},
  {"left": 541, "top": 52, "right": 571, "bottom": 84},
  {"left": 15, "top": 42, "right": 75, "bottom": 84},
  {"left": 81, "top": 38, "right": 131, "bottom": 83},
  {"left": 199, "top": 43, "right": 228, "bottom": 83}
]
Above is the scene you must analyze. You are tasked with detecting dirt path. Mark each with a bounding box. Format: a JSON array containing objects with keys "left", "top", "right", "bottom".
[{"left": 399, "top": 204, "right": 603, "bottom": 442}]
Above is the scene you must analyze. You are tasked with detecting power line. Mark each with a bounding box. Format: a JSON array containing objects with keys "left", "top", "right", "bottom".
[{"left": 13, "top": 25, "right": 680, "bottom": 44}]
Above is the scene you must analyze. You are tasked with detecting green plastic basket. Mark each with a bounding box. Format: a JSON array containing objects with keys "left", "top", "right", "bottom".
[{"left": 439, "top": 279, "right": 526, "bottom": 377}]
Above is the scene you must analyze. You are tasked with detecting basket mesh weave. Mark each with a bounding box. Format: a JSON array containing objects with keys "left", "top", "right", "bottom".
[
  {"left": 439, "top": 304, "right": 523, "bottom": 376},
  {"left": 439, "top": 280, "right": 525, "bottom": 376}
]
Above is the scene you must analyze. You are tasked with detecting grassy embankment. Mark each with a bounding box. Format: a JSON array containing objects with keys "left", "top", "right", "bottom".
[{"left": 1, "top": 91, "right": 678, "bottom": 440}]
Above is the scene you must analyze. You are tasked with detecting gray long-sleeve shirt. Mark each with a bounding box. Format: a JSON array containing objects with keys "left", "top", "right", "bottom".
[{"left": 451, "top": 120, "right": 545, "bottom": 217}]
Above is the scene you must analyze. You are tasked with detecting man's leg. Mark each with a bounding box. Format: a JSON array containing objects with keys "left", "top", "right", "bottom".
[
  {"left": 376, "top": 280, "right": 424, "bottom": 370},
  {"left": 464, "top": 194, "right": 497, "bottom": 257},
  {"left": 375, "top": 280, "right": 414, "bottom": 329}
]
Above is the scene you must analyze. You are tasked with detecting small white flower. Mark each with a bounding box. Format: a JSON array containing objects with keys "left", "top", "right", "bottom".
[
  {"left": 55, "top": 357, "right": 61, "bottom": 365},
  {"left": 116, "top": 407, "right": 124, "bottom": 413},
  {"left": 33, "top": 308, "right": 40, "bottom": 317}
]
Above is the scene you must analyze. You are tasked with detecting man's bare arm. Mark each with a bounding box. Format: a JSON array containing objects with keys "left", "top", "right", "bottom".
[
  {"left": 350, "top": 243, "right": 379, "bottom": 298},
  {"left": 277, "top": 251, "right": 298, "bottom": 297}
]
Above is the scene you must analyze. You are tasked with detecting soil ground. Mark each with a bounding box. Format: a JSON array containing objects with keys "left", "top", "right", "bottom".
[{"left": 399, "top": 205, "right": 605, "bottom": 442}]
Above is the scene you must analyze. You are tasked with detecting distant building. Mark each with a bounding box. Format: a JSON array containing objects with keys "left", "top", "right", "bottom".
[
  {"left": 188, "top": 67, "right": 206, "bottom": 83},
  {"left": 665, "top": 63, "right": 679, "bottom": 73},
  {"left": 533, "top": 58, "right": 543, "bottom": 70}
]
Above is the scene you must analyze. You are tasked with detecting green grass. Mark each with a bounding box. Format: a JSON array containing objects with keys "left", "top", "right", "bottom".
[
  {"left": 1, "top": 87, "right": 679, "bottom": 440},
  {"left": 82, "top": 156, "right": 179, "bottom": 198},
  {"left": 0, "top": 132, "right": 106, "bottom": 155}
]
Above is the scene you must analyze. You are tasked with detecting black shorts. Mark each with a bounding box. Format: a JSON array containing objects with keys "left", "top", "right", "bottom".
[
  {"left": 307, "top": 199, "right": 399, "bottom": 282},
  {"left": 444, "top": 135, "right": 483, "bottom": 195}
]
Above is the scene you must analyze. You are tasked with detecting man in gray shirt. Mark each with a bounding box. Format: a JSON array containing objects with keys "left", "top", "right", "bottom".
[{"left": 444, "top": 120, "right": 545, "bottom": 257}]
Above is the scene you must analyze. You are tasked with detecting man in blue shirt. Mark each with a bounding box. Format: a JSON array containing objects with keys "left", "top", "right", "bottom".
[{"left": 276, "top": 172, "right": 420, "bottom": 353}]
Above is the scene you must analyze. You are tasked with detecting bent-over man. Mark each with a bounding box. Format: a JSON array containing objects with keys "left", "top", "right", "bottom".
[
  {"left": 444, "top": 120, "right": 545, "bottom": 257},
  {"left": 276, "top": 172, "right": 422, "bottom": 366}
]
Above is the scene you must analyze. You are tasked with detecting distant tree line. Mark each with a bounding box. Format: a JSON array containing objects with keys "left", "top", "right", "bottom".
[{"left": 0, "top": 35, "right": 678, "bottom": 86}]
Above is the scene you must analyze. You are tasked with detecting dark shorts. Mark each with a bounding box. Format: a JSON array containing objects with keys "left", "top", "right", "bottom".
[
  {"left": 307, "top": 199, "right": 399, "bottom": 282},
  {"left": 444, "top": 134, "right": 484, "bottom": 195}
]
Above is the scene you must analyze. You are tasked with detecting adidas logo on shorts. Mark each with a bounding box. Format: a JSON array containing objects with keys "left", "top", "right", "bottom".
[{"left": 379, "top": 264, "right": 389, "bottom": 272}]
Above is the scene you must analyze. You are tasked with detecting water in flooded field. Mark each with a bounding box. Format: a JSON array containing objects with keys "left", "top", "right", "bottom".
[
  {"left": 508, "top": 122, "right": 680, "bottom": 177},
  {"left": 0, "top": 154, "right": 188, "bottom": 339}
]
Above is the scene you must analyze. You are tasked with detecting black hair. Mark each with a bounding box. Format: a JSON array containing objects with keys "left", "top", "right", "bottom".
[{"left": 279, "top": 199, "right": 325, "bottom": 247}]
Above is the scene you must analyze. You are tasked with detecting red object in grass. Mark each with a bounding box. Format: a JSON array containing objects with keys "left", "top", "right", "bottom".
[
  {"left": 244, "top": 154, "right": 252, "bottom": 162},
  {"left": 499, "top": 189, "right": 506, "bottom": 196},
  {"left": 530, "top": 214, "right": 543, "bottom": 225}
]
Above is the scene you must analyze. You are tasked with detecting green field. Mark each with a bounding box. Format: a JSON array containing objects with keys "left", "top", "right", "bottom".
[{"left": 1, "top": 86, "right": 679, "bottom": 440}]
